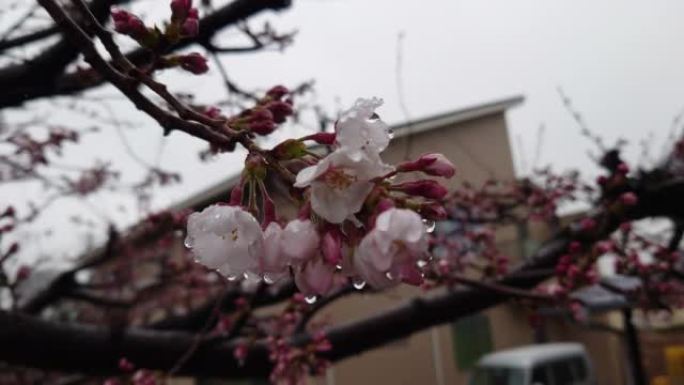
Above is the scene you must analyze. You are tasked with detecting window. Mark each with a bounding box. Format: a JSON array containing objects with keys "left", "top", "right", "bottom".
[
  {"left": 452, "top": 313, "right": 493, "bottom": 369},
  {"left": 549, "top": 360, "right": 575, "bottom": 385},
  {"left": 568, "top": 356, "right": 588, "bottom": 381},
  {"left": 531, "top": 364, "right": 550, "bottom": 385},
  {"left": 469, "top": 367, "right": 525, "bottom": 385}
]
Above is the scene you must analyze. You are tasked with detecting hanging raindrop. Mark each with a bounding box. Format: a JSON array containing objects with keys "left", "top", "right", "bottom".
[
  {"left": 183, "top": 235, "right": 194, "bottom": 248},
  {"left": 422, "top": 219, "right": 436, "bottom": 233},
  {"left": 304, "top": 295, "right": 318, "bottom": 304},
  {"left": 263, "top": 274, "right": 275, "bottom": 284},
  {"left": 352, "top": 278, "right": 366, "bottom": 290}
]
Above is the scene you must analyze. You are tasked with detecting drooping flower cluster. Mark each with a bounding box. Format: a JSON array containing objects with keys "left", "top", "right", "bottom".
[{"left": 185, "top": 97, "right": 457, "bottom": 296}]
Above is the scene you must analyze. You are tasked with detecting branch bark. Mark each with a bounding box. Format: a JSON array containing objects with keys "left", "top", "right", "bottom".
[{"left": 0, "top": 0, "right": 292, "bottom": 108}]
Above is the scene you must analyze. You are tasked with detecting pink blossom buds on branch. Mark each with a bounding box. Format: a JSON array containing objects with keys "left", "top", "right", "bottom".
[
  {"left": 391, "top": 180, "right": 449, "bottom": 200},
  {"left": 178, "top": 52, "right": 209, "bottom": 75},
  {"left": 169, "top": 0, "right": 199, "bottom": 39},
  {"left": 184, "top": 95, "right": 457, "bottom": 298},
  {"left": 111, "top": 9, "right": 147, "bottom": 40},
  {"left": 397, "top": 153, "right": 456, "bottom": 178}
]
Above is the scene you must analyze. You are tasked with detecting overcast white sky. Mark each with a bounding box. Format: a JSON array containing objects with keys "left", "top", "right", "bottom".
[{"left": 4, "top": 0, "right": 684, "bottom": 265}]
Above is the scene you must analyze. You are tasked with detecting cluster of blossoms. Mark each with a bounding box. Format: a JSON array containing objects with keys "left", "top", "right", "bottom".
[
  {"left": 112, "top": 0, "right": 208, "bottom": 75},
  {"left": 185, "top": 97, "right": 456, "bottom": 298}
]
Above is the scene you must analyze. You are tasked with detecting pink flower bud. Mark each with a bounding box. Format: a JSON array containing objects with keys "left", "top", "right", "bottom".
[
  {"left": 617, "top": 162, "right": 629, "bottom": 175},
  {"left": 619, "top": 192, "right": 638, "bottom": 206},
  {"left": 568, "top": 241, "right": 582, "bottom": 254},
  {"left": 393, "top": 180, "right": 449, "bottom": 200},
  {"left": 111, "top": 9, "right": 147, "bottom": 39},
  {"left": 118, "top": 357, "right": 135, "bottom": 372},
  {"left": 398, "top": 153, "right": 456, "bottom": 178},
  {"left": 181, "top": 18, "right": 199, "bottom": 37},
  {"left": 247, "top": 108, "right": 276, "bottom": 135},
  {"left": 170, "top": 0, "right": 193, "bottom": 20},
  {"left": 234, "top": 344, "right": 249, "bottom": 364},
  {"left": 178, "top": 52, "right": 208, "bottom": 75},
  {"left": 266, "top": 101, "right": 293, "bottom": 124},
  {"left": 595, "top": 240, "right": 613, "bottom": 254},
  {"left": 419, "top": 202, "right": 448, "bottom": 220},
  {"left": 266, "top": 85, "right": 289, "bottom": 100},
  {"left": 321, "top": 229, "right": 342, "bottom": 265},
  {"left": 204, "top": 106, "right": 222, "bottom": 119},
  {"left": 579, "top": 217, "right": 596, "bottom": 232},
  {"left": 15, "top": 265, "right": 30, "bottom": 281},
  {"left": 620, "top": 221, "right": 632, "bottom": 232}
]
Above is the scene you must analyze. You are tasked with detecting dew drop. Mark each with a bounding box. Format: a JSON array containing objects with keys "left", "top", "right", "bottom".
[
  {"left": 385, "top": 271, "right": 394, "bottom": 280},
  {"left": 184, "top": 235, "right": 194, "bottom": 248},
  {"left": 263, "top": 274, "right": 275, "bottom": 284},
  {"left": 417, "top": 260, "right": 428, "bottom": 268},
  {"left": 422, "top": 219, "right": 436, "bottom": 233},
  {"left": 227, "top": 275, "right": 238, "bottom": 281},
  {"left": 352, "top": 278, "right": 366, "bottom": 290},
  {"left": 387, "top": 128, "right": 395, "bottom": 139},
  {"left": 335, "top": 264, "right": 343, "bottom": 270},
  {"left": 304, "top": 295, "right": 318, "bottom": 304}
]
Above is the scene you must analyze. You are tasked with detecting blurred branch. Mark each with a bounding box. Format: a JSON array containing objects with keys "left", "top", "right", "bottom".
[{"left": 0, "top": 0, "right": 292, "bottom": 108}]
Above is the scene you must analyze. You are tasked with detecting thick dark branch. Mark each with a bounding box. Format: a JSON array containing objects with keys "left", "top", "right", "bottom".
[
  {"left": 0, "top": 0, "right": 125, "bottom": 107},
  {"left": 0, "top": 0, "right": 292, "bottom": 108},
  {"left": 0, "top": 178, "right": 681, "bottom": 377}
]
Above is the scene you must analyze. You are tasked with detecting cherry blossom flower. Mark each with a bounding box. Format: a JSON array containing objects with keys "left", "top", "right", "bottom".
[
  {"left": 259, "top": 222, "right": 290, "bottom": 282},
  {"left": 294, "top": 148, "right": 393, "bottom": 223},
  {"left": 294, "top": 257, "right": 336, "bottom": 296},
  {"left": 185, "top": 205, "right": 263, "bottom": 279},
  {"left": 335, "top": 97, "right": 391, "bottom": 154},
  {"left": 354, "top": 208, "right": 429, "bottom": 288},
  {"left": 281, "top": 219, "right": 320, "bottom": 264}
]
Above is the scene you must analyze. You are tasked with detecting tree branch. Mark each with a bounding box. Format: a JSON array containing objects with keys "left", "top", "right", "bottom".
[
  {"left": 0, "top": 0, "right": 292, "bottom": 108},
  {"left": 1, "top": 177, "right": 682, "bottom": 377}
]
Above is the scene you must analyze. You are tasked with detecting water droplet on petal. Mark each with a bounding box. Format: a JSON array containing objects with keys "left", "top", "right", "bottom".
[
  {"left": 227, "top": 275, "right": 238, "bottom": 281},
  {"left": 304, "top": 295, "right": 318, "bottom": 304},
  {"left": 263, "top": 274, "right": 275, "bottom": 284},
  {"left": 184, "top": 235, "right": 194, "bottom": 248},
  {"left": 422, "top": 219, "right": 436, "bottom": 233},
  {"left": 335, "top": 264, "right": 343, "bottom": 270},
  {"left": 385, "top": 271, "right": 394, "bottom": 280},
  {"left": 352, "top": 278, "right": 366, "bottom": 290},
  {"left": 417, "top": 260, "right": 428, "bottom": 268}
]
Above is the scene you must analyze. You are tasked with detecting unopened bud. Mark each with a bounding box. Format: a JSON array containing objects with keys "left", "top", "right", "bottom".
[
  {"left": 398, "top": 153, "right": 456, "bottom": 178},
  {"left": 393, "top": 180, "right": 449, "bottom": 200},
  {"left": 178, "top": 52, "right": 208, "bottom": 75}
]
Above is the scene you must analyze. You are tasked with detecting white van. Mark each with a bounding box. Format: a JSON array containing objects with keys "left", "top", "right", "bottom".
[{"left": 469, "top": 343, "right": 596, "bottom": 385}]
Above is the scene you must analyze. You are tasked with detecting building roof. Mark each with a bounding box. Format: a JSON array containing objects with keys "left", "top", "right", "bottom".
[
  {"left": 391, "top": 95, "right": 524, "bottom": 139},
  {"left": 172, "top": 95, "right": 524, "bottom": 211},
  {"left": 477, "top": 343, "right": 586, "bottom": 369}
]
